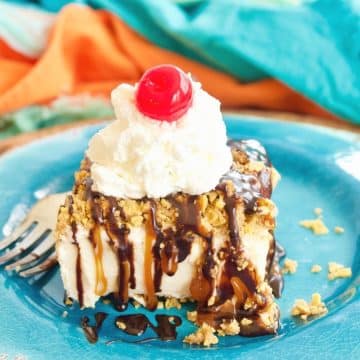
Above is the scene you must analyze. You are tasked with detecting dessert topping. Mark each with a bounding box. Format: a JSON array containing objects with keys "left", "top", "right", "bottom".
[
  {"left": 88, "top": 69, "right": 232, "bottom": 199},
  {"left": 135, "top": 65, "right": 193, "bottom": 122}
]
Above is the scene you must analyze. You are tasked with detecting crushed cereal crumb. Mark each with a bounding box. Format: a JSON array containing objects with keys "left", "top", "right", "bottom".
[
  {"left": 183, "top": 323, "right": 218, "bottom": 347},
  {"left": 328, "top": 262, "right": 352, "bottom": 280},
  {"left": 157, "top": 301, "right": 164, "bottom": 309},
  {"left": 240, "top": 318, "right": 253, "bottom": 326},
  {"left": 314, "top": 208, "right": 323, "bottom": 216},
  {"left": 334, "top": 226, "right": 345, "bottom": 234},
  {"left": 116, "top": 321, "right": 126, "bottom": 330},
  {"left": 311, "top": 264, "right": 322, "bottom": 273},
  {"left": 165, "top": 297, "right": 181, "bottom": 310},
  {"left": 299, "top": 218, "right": 329, "bottom": 235},
  {"left": 218, "top": 319, "right": 240, "bottom": 336},
  {"left": 291, "top": 293, "right": 328, "bottom": 320},
  {"left": 61, "top": 311, "right": 68, "bottom": 318},
  {"left": 64, "top": 297, "right": 73, "bottom": 306},
  {"left": 282, "top": 258, "right": 298, "bottom": 274},
  {"left": 187, "top": 311, "right": 198, "bottom": 323},
  {"left": 207, "top": 296, "right": 216, "bottom": 306}
]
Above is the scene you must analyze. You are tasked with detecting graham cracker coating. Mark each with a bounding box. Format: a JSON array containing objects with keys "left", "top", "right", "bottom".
[{"left": 57, "top": 154, "right": 276, "bottom": 241}]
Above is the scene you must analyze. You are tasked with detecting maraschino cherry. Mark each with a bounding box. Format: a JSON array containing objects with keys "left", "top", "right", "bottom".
[{"left": 135, "top": 65, "right": 193, "bottom": 122}]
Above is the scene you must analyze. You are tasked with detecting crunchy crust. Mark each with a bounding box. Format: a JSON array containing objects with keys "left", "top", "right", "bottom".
[{"left": 56, "top": 155, "right": 277, "bottom": 242}]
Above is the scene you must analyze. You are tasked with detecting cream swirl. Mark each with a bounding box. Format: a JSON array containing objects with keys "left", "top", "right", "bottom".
[{"left": 86, "top": 79, "right": 232, "bottom": 199}]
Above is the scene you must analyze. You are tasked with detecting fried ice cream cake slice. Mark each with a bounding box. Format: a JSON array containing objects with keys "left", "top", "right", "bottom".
[{"left": 56, "top": 139, "right": 284, "bottom": 337}]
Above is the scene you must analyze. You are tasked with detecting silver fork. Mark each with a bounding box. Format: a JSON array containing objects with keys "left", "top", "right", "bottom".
[{"left": 0, "top": 192, "right": 67, "bottom": 277}]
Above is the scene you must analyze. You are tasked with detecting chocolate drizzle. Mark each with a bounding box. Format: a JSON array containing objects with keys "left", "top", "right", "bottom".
[
  {"left": 228, "top": 139, "right": 271, "bottom": 166},
  {"left": 218, "top": 183, "right": 241, "bottom": 247},
  {"left": 149, "top": 202, "right": 164, "bottom": 294},
  {"left": 115, "top": 314, "right": 182, "bottom": 341},
  {"left": 266, "top": 241, "right": 285, "bottom": 298}
]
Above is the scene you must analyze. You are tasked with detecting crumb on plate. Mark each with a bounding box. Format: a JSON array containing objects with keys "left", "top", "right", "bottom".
[
  {"left": 299, "top": 218, "right": 329, "bottom": 235},
  {"left": 217, "top": 319, "right": 240, "bottom": 336},
  {"left": 183, "top": 323, "right": 218, "bottom": 347},
  {"left": 334, "top": 226, "right": 345, "bottom": 234},
  {"left": 291, "top": 293, "right": 328, "bottom": 320},
  {"left": 311, "top": 264, "right": 322, "bottom": 273},
  {"left": 328, "top": 262, "right": 352, "bottom": 280},
  {"left": 282, "top": 258, "right": 298, "bottom": 274}
]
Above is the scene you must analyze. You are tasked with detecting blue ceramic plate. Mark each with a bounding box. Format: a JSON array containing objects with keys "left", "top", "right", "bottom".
[{"left": 0, "top": 115, "right": 359, "bottom": 359}]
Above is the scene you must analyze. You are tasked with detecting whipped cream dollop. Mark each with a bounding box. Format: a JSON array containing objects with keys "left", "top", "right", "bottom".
[{"left": 86, "top": 80, "right": 232, "bottom": 199}]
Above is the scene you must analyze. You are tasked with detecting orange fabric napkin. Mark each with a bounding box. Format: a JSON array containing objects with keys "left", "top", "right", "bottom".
[{"left": 0, "top": 5, "right": 335, "bottom": 119}]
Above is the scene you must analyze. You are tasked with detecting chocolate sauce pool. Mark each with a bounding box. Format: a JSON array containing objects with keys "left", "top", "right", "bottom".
[
  {"left": 80, "top": 313, "right": 181, "bottom": 344},
  {"left": 115, "top": 314, "right": 182, "bottom": 341},
  {"left": 81, "top": 312, "right": 108, "bottom": 344}
]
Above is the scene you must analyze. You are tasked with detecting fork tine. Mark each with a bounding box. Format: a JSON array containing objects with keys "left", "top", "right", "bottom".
[
  {"left": 0, "top": 226, "right": 49, "bottom": 265},
  {"left": 0, "top": 220, "right": 34, "bottom": 251},
  {"left": 5, "top": 233, "right": 55, "bottom": 271},
  {"left": 19, "top": 251, "right": 57, "bottom": 277}
]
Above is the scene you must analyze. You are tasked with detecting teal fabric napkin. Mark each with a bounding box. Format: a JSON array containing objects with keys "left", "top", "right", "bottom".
[{"left": 6, "top": 0, "right": 360, "bottom": 123}]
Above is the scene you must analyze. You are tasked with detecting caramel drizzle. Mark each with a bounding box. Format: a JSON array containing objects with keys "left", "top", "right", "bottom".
[
  {"left": 83, "top": 179, "right": 135, "bottom": 310},
  {"left": 67, "top": 196, "right": 84, "bottom": 308},
  {"left": 89, "top": 200, "right": 107, "bottom": 296},
  {"left": 147, "top": 194, "right": 217, "bottom": 308}
]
